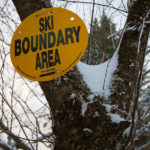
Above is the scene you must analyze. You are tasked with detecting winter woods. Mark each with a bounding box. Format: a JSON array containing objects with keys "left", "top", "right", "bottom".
[{"left": 0, "top": 0, "right": 150, "bottom": 150}]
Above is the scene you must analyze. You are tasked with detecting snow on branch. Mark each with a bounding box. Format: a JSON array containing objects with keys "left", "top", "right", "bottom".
[
  {"left": 0, "top": 140, "right": 13, "bottom": 150},
  {"left": 0, "top": 119, "right": 32, "bottom": 150},
  {"left": 33, "top": 132, "right": 53, "bottom": 143},
  {"left": 0, "top": 93, "right": 34, "bottom": 149},
  {"left": 137, "top": 10, "right": 150, "bottom": 54}
]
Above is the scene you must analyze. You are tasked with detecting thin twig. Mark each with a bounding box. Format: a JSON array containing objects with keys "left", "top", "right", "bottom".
[
  {"left": 60, "top": 0, "right": 128, "bottom": 13},
  {"left": 0, "top": 94, "right": 34, "bottom": 150}
]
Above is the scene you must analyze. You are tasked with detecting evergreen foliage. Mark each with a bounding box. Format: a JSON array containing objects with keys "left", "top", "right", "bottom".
[{"left": 82, "top": 11, "right": 118, "bottom": 65}]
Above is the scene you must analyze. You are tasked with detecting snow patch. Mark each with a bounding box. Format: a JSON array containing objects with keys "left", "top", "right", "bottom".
[
  {"left": 70, "top": 93, "right": 76, "bottom": 98},
  {"left": 108, "top": 113, "right": 125, "bottom": 124},
  {"left": 126, "top": 25, "right": 137, "bottom": 31},
  {"left": 81, "top": 94, "right": 96, "bottom": 116},
  {"left": 87, "top": 94, "right": 95, "bottom": 101},
  {"left": 83, "top": 128, "right": 93, "bottom": 133},
  {"left": 137, "top": 11, "right": 150, "bottom": 54},
  {"left": 77, "top": 22, "right": 128, "bottom": 99},
  {"left": 123, "top": 126, "right": 131, "bottom": 136},
  {"left": 103, "top": 104, "right": 125, "bottom": 124},
  {"left": 81, "top": 102, "right": 88, "bottom": 116},
  {"left": 77, "top": 50, "right": 118, "bottom": 99},
  {"left": 103, "top": 104, "right": 112, "bottom": 113}
]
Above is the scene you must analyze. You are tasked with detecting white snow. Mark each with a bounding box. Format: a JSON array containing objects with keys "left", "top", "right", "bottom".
[
  {"left": 87, "top": 94, "right": 94, "bottom": 100},
  {"left": 137, "top": 140, "right": 150, "bottom": 150},
  {"left": 103, "top": 104, "right": 112, "bottom": 113},
  {"left": 83, "top": 128, "right": 93, "bottom": 133},
  {"left": 123, "top": 126, "right": 131, "bottom": 136},
  {"left": 108, "top": 113, "right": 125, "bottom": 124},
  {"left": 70, "top": 93, "right": 76, "bottom": 98},
  {"left": 126, "top": 25, "right": 137, "bottom": 31},
  {"left": 137, "top": 11, "right": 150, "bottom": 54},
  {"left": 77, "top": 22, "right": 128, "bottom": 99},
  {"left": 78, "top": 23, "right": 128, "bottom": 121},
  {"left": 36, "top": 132, "right": 52, "bottom": 141},
  {"left": 81, "top": 102, "right": 88, "bottom": 116},
  {"left": 77, "top": 50, "right": 118, "bottom": 99},
  {"left": 81, "top": 94, "right": 96, "bottom": 116},
  {"left": 103, "top": 104, "right": 126, "bottom": 124}
]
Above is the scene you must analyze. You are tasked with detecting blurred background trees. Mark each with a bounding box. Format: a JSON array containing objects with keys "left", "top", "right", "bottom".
[
  {"left": 82, "top": 11, "right": 119, "bottom": 65},
  {"left": 0, "top": 0, "right": 150, "bottom": 150}
]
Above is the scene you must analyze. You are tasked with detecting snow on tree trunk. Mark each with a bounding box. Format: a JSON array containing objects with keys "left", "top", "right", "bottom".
[
  {"left": 12, "top": 0, "right": 150, "bottom": 149},
  {"left": 110, "top": 1, "right": 150, "bottom": 113}
]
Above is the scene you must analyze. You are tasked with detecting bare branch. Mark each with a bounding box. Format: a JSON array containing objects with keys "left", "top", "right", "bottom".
[
  {"left": 0, "top": 93, "right": 34, "bottom": 150},
  {"left": 60, "top": 0, "right": 128, "bottom": 13},
  {"left": 0, "top": 119, "right": 32, "bottom": 150},
  {"left": 0, "top": 140, "right": 13, "bottom": 150}
]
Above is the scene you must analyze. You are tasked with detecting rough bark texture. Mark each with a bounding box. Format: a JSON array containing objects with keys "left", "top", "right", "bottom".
[
  {"left": 12, "top": 0, "right": 150, "bottom": 149},
  {"left": 12, "top": 0, "right": 50, "bottom": 21},
  {"left": 39, "top": 68, "right": 130, "bottom": 150},
  {"left": 110, "top": 0, "right": 150, "bottom": 113}
]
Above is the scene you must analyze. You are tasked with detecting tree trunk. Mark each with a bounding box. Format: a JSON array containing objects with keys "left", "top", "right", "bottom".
[{"left": 12, "top": 0, "right": 150, "bottom": 149}]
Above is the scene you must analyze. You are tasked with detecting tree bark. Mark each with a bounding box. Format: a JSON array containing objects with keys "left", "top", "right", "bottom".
[
  {"left": 12, "top": 0, "right": 150, "bottom": 149},
  {"left": 110, "top": 0, "right": 150, "bottom": 113}
]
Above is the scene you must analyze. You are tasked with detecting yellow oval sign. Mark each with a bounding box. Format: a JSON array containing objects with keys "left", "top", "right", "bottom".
[{"left": 10, "top": 8, "right": 88, "bottom": 81}]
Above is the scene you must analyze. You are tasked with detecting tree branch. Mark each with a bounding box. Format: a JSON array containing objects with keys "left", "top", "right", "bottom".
[
  {"left": 110, "top": 0, "right": 150, "bottom": 112},
  {"left": 12, "top": 0, "right": 51, "bottom": 21},
  {"left": 0, "top": 140, "right": 13, "bottom": 150},
  {"left": 0, "top": 119, "right": 32, "bottom": 150},
  {"left": 60, "top": 0, "right": 128, "bottom": 13}
]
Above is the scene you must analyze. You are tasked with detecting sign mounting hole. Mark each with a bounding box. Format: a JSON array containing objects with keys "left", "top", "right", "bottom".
[
  {"left": 19, "top": 30, "right": 22, "bottom": 34},
  {"left": 70, "top": 17, "right": 75, "bottom": 21}
]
